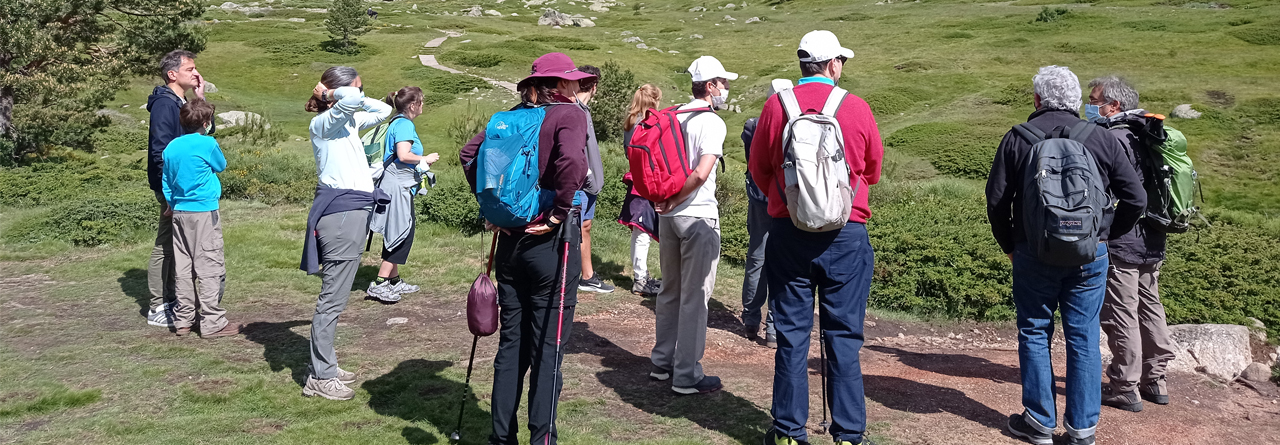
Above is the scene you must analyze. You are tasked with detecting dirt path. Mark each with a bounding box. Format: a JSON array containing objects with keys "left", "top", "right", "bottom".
[{"left": 418, "top": 31, "right": 518, "bottom": 93}]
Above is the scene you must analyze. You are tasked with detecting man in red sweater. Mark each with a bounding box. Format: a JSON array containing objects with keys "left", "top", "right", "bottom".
[{"left": 748, "top": 30, "right": 884, "bottom": 445}]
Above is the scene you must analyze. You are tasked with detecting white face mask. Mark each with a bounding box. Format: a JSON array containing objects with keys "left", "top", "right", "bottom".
[{"left": 712, "top": 87, "right": 729, "bottom": 109}]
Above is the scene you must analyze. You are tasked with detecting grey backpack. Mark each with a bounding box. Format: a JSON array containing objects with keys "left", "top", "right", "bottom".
[{"left": 1014, "top": 121, "right": 1109, "bottom": 267}]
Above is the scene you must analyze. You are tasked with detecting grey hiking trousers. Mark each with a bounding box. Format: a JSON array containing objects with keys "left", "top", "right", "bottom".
[
  {"left": 149, "top": 191, "right": 176, "bottom": 311},
  {"left": 651, "top": 215, "right": 720, "bottom": 388},
  {"left": 310, "top": 208, "right": 369, "bottom": 380},
  {"left": 1102, "top": 257, "right": 1177, "bottom": 392}
]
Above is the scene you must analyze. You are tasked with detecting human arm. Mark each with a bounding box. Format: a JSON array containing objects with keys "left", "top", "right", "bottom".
[
  {"left": 1101, "top": 134, "right": 1147, "bottom": 239},
  {"left": 209, "top": 139, "right": 227, "bottom": 173},
  {"left": 459, "top": 131, "right": 486, "bottom": 191},
  {"left": 860, "top": 103, "right": 884, "bottom": 186},
  {"left": 748, "top": 96, "right": 783, "bottom": 201},
  {"left": 311, "top": 86, "right": 387, "bottom": 137},
  {"left": 656, "top": 154, "right": 719, "bottom": 214},
  {"left": 546, "top": 107, "right": 589, "bottom": 223},
  {"left": 985, "top": 131, "right": 1019, "bottom": 255},
  {"left": 395, "top": 142, "right": 438, "bottom": 166},
  {"left": 148, "top": 99, "right": 183, "bottom": 187}
]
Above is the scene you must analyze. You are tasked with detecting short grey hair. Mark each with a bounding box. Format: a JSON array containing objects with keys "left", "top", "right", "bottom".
[
  {"left": 1088, "top": 75, "right": 1139, "bottom": 111},
  {"left": 159, "top": 50, "right": 196, "bottom": 83},
  {"left": 1032, "top": 65, "right": 1082, "bottom": 112}
]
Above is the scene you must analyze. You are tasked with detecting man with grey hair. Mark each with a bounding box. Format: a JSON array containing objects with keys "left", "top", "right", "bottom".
[
  {"left": 986, "top": 65, "right": 1146, "bottom": 445},
  {"left": 145, "top": 49, "right": 213, "bottom": 329},
  {"left": 1087, "top": 75, "right": 1177, "bottom": 413}
]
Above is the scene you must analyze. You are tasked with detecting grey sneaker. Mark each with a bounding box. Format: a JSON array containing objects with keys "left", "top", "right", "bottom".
[
  {"left": 1140, "top": 378, "right": 1169, "bottom": 405},
  {"left": 390, "top": 280, "right": 419, "bottom": 294},
  {"left": 764, "top": 332, "right": 778, "bottom": 349},
  {"left": 1007, "top": 413, "right": 1053, "bottom": 445},
  {"left": 632, "top": 277, "right": 660, "bottom": 296},
  {"left": 1065, "top": 435, "right": 1096, "bottom": 445},
  {"left": 649, "top": 365, "right": 672, "bottom": 381},
  {"left": 308, "top": 365, "right": 357, "bottom": 385},
  {"left": 147, "top": 303, "right": 175, "bottom": 328},
  {"left": 1102, "top": 383, "right": 1143, "bottom": 412},
  {"left": 673, "top": 375, "right": 723, "bottom": 395},
  {"left": 303, "top": 375, "right": 355, "bottom": 400},
  {"left": 366, "top": 281, "right": 402, "bottom": 303}
]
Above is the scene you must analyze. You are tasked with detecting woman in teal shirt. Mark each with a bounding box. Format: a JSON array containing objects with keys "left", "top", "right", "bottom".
[{"left": 367, "top": 87, "right": 440, "bottom": 303}]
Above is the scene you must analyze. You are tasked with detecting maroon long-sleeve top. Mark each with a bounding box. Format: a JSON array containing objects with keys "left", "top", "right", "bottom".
[{"left": 460, "top": 98, "right": 589, "bottom": 224}]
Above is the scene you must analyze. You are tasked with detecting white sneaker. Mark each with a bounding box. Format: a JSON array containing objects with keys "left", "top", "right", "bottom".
[
  {"left": 366, "top": 281, "right": 402, "bottom": 303},
  {"left": 303, "top": 376, "right": 355, "bottom": 400},
  {"left": 307, "top": 365, "right": 357, "bottom": 385},
  {"left": 390, "top": 280, "right": 419, "bottom": 295},
  {"left": 147, "top": 302, "right": 175, "bottom": 328}
]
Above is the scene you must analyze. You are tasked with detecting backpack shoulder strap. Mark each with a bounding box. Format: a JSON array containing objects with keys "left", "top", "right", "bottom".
[
  {"left": 778, "top": 89, "right": 802, "bottom": 121},
  {"left": 1066, "top": 120, "right": 1098, "bottom": 144},
  {"left": 1013, "top": 123, "right": 1046, "bottom": 144},
  {"left": 820, "top": 87, "right": 848, "bottom": 117}
]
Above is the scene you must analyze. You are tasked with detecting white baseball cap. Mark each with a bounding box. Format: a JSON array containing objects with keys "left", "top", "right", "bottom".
[
  {"left": 798, "top": 30, "right": 854, "bottom": 63},
  {"left": 687, "top": 56, "right": 739, "bottom": 82}
]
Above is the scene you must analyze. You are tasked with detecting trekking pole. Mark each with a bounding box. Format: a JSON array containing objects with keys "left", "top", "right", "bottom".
[
  {"left": 451, "top": 233, "right": 500, "bottom": 443},
  {"left": 818, "top": 328, "right": 831, "bottom": 435},
  {"left": 545, "top": 215, "right": 573, "bottom": 445}
]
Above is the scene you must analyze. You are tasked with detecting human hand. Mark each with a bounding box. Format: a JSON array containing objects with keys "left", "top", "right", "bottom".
[
  {"left": 194, "top": 74, "right": 206, "bottom": 100},
  {"left": 484, "top": 220, "right": 510, "bottom": 235},
  {"left": 654, "top": 199, "right": 674, "bottom": 214},
  {"left": 312, "top": 82, "right": 328, "bottom": 100},
  {"left": 422, "top": 153, "right": 440, "bottom": 165},
  {"left": 1007, "top": 253, "right": 1013, "bottom": 262},
  {"left": 163, "top": 207, "right": 173, "bottom": 218},
  {"left": 524, "top": 224, "right": 553, "bottom": 235}
]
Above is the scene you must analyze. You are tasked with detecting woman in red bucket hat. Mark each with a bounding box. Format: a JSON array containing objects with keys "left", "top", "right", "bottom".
[{"left": 459, "top": 52, "right": 593, "bottom": 445}]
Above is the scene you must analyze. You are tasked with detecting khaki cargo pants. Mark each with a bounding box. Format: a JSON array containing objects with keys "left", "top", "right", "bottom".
[
  {"left": 1101, "top": 257, "right": 1176, "bottom": 392},
  {"left": 171, "top": 210, "right": 229, "bottom": 334}
]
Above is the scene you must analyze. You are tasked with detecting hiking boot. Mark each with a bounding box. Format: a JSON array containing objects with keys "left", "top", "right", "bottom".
[
  {"left": 303, "top": 375, "right": 355, "bottom": 400},
  {"left": 1140, "top": 378, "right": 1169, "bottom": 405},
  {"left": 366, "top": 281, "right": 402, "bottom": 303},
  {"left": 578, "top": 273, "right": 616, "bottom": 293},
  {"left": 308, "top": 365, "right": 357, "bottom": 385},
  {"left": 1007, "top": 413, "right": 1053, "bottom": 445},
  {"left": 673, "top": 375, "right": 722, "bottom": 395},
  {"left": 762, "top": 428, "right": 810, "bottom": 445},
  {"left": 1102, "top": 383, "right": 1143, "bottom": 412},
  {"left": 649, "top": 365, "right": 672, "bottom": 382},
  {"left": 745, "top": 323, "right": 761, "bottom": 341},
  {"left": 764, "top": 332, "right": 778, "bottom": 349},
  {"left": 390, "top": 280, "right": 420, "bottom": 295},
  {"left": 1065, "top": 435, "right": 1096, "bottom": 445},
  {"left": 632, "top": 277, "right": 660, "bottom": 296},
  {"left": 174, "top": 326, "right": 191, "bottom": 337},
  {"left": 147, "top": 303, "right": 175, "bottom": 328},
  {"left": 201, "top": 323, "right": 242, "bottom": 339}
]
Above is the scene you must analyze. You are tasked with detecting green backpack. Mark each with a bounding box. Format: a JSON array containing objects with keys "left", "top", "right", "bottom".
[
  {"left": 360, "top": 116, "right": 403, "bottom": 166},
  {"left": 1127, "top": 115, "right": 1202, "bottom": 233}
]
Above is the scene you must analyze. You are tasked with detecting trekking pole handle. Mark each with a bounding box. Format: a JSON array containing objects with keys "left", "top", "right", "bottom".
[{"left": 485, "top": 233, "right": 498, "bottom": 276}]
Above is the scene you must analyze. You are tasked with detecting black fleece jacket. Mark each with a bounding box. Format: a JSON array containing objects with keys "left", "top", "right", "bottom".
[
  {"left": 985, "top": 108, "right": 1147, "bottom": 255},
  {"left": 147, "top": 86, "right": 215, "bottom": 192}
]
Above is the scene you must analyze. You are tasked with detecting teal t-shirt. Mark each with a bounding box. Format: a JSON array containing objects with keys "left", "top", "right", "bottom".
[
  {"left": 161, "top": 133, "right": 226, "bottom": 212},
  {"left": 383, "top": 115, "right": 423, "bottom": 163}
]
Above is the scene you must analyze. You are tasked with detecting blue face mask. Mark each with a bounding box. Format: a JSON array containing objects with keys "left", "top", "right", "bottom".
[{"left": 1084, "top": 104, "right": 1104, "bottom": 122}]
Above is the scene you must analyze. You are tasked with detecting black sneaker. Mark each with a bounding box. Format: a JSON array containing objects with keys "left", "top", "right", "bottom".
[
  {"left": 1102, "top": 384, "right": 1143, "bottom": 412},
  {"left": 673, "top": 375, "right": 722, "bottom": 395},
  {"left": 578, "top": 273, "right": 616, "bottom": 293},
  {"left": 1007, "top": 413, "right": 1053, "bottom": 445},
  {"left": 649, "top": 365, "right": 672, "bottom": 381},
  {"left": 1065, "top": 435, "right": 1096, "bottom": 445},
  {"left": 1139, "top": 378, "right": 1169, "bottom": 405}
]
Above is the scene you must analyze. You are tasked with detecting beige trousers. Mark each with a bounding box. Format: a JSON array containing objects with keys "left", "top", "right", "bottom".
[
  {"left": 171, "top": 210, "right": 229, "bottom": 334},
  {"left": 1101, "top": 257, "right": 1176, "bottom": 392}
]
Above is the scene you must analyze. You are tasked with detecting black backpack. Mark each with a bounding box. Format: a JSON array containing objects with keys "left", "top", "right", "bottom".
[{"left": 1015, "top": 121, "right": 1109, "bottom": 267}]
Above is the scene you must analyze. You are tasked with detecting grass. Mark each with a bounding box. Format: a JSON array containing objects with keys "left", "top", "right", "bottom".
[{"left": 3, "top": 0, "right": 1280, "bottom": 442}]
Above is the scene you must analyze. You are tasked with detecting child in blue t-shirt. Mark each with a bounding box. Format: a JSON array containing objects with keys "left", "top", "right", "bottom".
[{"left": 161, "top": 99, "right": 239, "bottom": 339}]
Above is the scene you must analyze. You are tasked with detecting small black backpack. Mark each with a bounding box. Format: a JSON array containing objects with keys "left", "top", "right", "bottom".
[{"left": 1015, "top": 121, "right": 1110, "bottom": 267}]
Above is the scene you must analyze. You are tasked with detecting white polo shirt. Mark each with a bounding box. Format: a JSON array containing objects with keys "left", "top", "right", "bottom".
[{"left": 667, "top": 99, "right": 725, "bottom": 220}]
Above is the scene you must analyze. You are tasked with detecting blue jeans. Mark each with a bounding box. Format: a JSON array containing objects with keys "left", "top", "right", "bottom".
[
  {"left": 767, "top": 218, "right": 873, "bottom": 444},
  {"left": 1012, "top": 242, "right": 1108, "bottom": 439},
  {"left": 741, "top": 198, "right": 774, "bottom": 336}
]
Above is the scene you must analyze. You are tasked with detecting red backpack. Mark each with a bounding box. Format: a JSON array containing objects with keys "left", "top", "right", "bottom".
[{"left": 625, "top": 105, "right": 713, "bottom": 202}]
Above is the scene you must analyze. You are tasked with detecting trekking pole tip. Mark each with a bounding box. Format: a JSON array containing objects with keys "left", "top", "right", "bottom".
[{"left": 449, "top": 430, "right": 461, "bottom": 441}]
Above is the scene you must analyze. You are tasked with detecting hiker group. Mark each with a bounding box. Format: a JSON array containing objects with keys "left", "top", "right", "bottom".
[{"left": 140, "top": 25, "right": 1200, "bottom": 445}]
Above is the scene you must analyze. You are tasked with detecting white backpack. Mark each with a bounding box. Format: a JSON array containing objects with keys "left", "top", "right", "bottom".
[{"left": 777, "top": 86, "right": 854, "bottom": 232}]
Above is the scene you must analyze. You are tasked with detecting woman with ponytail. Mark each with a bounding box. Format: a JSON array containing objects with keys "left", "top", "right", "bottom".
[
  {"left": 366, "top": 86, "right": 439, "bottom": 303},
  {"left": 617, "top": 84, "right": 663, "bottom": 296},
  {"left": 299, "top": 66, "right": 391, "bottom": 401}
]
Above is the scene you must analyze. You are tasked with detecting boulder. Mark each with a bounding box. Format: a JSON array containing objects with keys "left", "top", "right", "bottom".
[
  {"left": 635, "top": 43, "right": 648, "bottom": 49},
  {"left": 203, "top": 81, "right": 218, "bottom": 93},
  {"left": 1240, "top": 362, "right": 1273, "bottom": 382},
  {"left": 220, "top": 2, "right": 240, "bottom": 9},
  {"left": 690, "top": 34, "right": 703, "bottom": 39},
  {"left": 485, "top": 9, "right": 502, "bottom": 15},
  {"left": 1169, "top": 324, "right": 1254, "bottom": 380},
  {"left": 745, "top": 16, "right": 760, "bottom": 23},
  {"left": 589, "top": 3, "right": 609, "bottom": 12},
  {"left": 217, "top": 111, "right": 267, "bottom": 128},
  {"left": 622, "top": 36, "right": 643, "bottom": 43},
  {"left": 539, "top": 9, "right": 571, "bottom": 26},
  {"left": 287, "top": 17, "right": 305, "bottom": 22},
  {"left": 723, "top": 15, "right": 736, "bottom": 21},
  {"left": 689, "top": 6, "right": 706, "bottom": 11},
  {"left": 572, "top": 16, "right": 595, "bottom": 27},
  {"left": 1172, "top": 104, "right": 1202, "bottom": 119},
  {"left": 463, "top": 5, "right": 483, "bottom": 16}
]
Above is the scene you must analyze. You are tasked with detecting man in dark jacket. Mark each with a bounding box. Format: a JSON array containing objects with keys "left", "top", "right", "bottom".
[
  {"left": 145, "top": 49, "right": 213, "bottom": 328},
  {"left": 1087, "top": 76, "right": 1177, "bottom": 413},
  {"left": 986, "top": 66, "right": 1146, "bottom": 445}
]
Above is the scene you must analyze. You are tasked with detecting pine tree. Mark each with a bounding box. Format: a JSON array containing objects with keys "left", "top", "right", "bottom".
[
  {"left": 325, "top": 0, "right": 371, "bottom": 54},
  {"left": 0, "top": 0, "right": 206, "bottom": 164},
  {"left": 592, "top": 61, "right": 639, "bottom": 142}
]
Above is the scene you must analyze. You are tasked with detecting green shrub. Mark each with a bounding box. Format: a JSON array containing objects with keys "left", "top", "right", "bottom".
[
  {"left": 884, "top": 122, "right": 1001, "bottom": 180},
  {"left": 557, "top": 42, "right": 601, "bottom": 51},
  {"left": 217, "top": 140, "right": 315, "bottom": 205},
  {"left": 446, "top": 101, "right": 492, "bottom": 147},
  {"left": 4, "top": 189, "right": 156, "bottom": 247},
  {"left": 438, "top": 50, "right": 506, "bottom": 68},
  {"left": 1236, "top": 97, "right": 1280, "bottom": 125},
  {"left": 424, "top": 73, "right": 493, "bottom": 94},
  {"left": 91, "top": 125, "right": 147, "bottom": 155},
  {"left": 467, "top": 26, "right": 512, "bottom": 35},
  {"left": 420, "top": 174, "right": 483, "bottom": 234},
  {"left": 591, "top": 61, "right": 639, "bottom": 142},
  {"left": 891, "top": 60, "right": 933, "bottom": 72},
  {"left": 0, "top": 159, "right": 146, "bottom": 207},
  {"left": 1163, "top": 212, "right": 1280, "bottom": 340},
  {"left": 521, "top": 35, "right": 585, "bottom": 43},
  {"left": 862, "top": 86, "right": 931, "bottom": 116},
  {"left": 868, "top": 180, "right": 1014, "bottom": 321},
  {"left": 991, "top": 82, "right": 1033, "bottom": 106},
  {"left": 1033, "top": 6, "right": 1071, "bottom": 23},
  {"left": 423, "top": 92, "right": 457, "bottom": 108},
  {"left": 1228, "top": 18, "right": 1254, "bottom": 26},
  {"left": 826, "top": 12, "right": 871, "bottom": 21},
  {"left": 502, "top": 14, "right": 539, "bottom": 24},
  {"left": 1228, "top": 21, "right": 1280, "bottom": 45},
  {"left": 659, "top": 26, "right": 683, "bottom": 33}
]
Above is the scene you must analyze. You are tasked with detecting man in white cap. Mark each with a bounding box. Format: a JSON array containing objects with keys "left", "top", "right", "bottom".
[
  {"left": 749, "top": 30, "right": 884, "bottom": 445},
  {"left": 647, "top": 55, "right": 735, "bottom": 395}
]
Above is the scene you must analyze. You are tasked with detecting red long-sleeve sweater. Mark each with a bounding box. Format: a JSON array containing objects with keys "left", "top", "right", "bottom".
[{"left": 748, "top": 82, "right": 885, "bottom": 223}]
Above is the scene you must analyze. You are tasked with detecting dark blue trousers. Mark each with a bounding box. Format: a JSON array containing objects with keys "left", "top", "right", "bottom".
[{"left": 766, "top": 218, "right": 873, "bottom": 444}]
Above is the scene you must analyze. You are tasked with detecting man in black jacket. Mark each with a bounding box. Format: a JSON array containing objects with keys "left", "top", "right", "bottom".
[
  {"left": 986, "top": 66, "right": 1146, "bottom": 445},
  {"left": 145, "top": 49, "right": 213, "bottom": 328},
  {"left": 1086, "top": 76, "right": 1177, "bottom": 413}
]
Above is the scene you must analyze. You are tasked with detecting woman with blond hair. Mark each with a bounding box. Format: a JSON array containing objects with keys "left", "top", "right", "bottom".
[{"left": 617, "top": 84, "right": 663, "bottom": 296}]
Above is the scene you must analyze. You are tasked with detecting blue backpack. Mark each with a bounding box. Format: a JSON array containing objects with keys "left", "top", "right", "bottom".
[{"left": 474, "top": 105, "right": 555, "bottom": 228}]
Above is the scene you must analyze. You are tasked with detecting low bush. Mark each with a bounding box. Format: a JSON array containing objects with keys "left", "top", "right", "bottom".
[
  {"left": 883, "top": 122, "right": 1002, "bottom": 180},
  {"left": 0, "top": 160, "right": 146, "bottom": 207},
  {"left": 942, "top": 31, "right": 975, "bottom": 39},
  {"left": 424, "top": 73, "right": 493, "bottom": 94},
  {"left": 1236, "top": 97, "right": 1280, "bottom": 125},
  {"left": 218, "top": 140, "right": 315, "bottom": 205},
  {"left": 826, "top": 12, "right": 871, "bottom": 21},
  {"left": 1033, "top": 6, "right": 1071, "bottom": 23},
  {"left": 591, "top": 61, "right": 638, "bottom": 142},
  {"left": 521, "top": 35, "right": 585, "bottom": 43},
  {"left": 438, "top": 50, "right": 507, "bottom": 68},
  {"left": 990, "top": 82, "right": 1033, "bottom": 107},
  {"left": 4, "top": 189, "right": 156, "bottom": 247},
  {"left": 420, "top": 174, "right": 483, "bottom": 234}
]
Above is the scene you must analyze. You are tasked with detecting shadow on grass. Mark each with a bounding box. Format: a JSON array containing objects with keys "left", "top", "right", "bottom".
[
  {"left": 633, "top": 290, "right": 750, "bottom": 341},
  {"left": 242, "top": 320, "right": 312, "bottom": 387},
  {"left": 569, "top": 321, "right": 771, "bottom": 444},
  {"left": 867, "top": 345, "right": 1023, "bottom": 385},
  {"left": 119, "top": 268, "right": 151, "bottom": 317},
  {"left": 363, "top": 359, "right": 485, "bottom": 445},
  {"left": 864, "top": 374, "right": 1007, "bottom": 431}
]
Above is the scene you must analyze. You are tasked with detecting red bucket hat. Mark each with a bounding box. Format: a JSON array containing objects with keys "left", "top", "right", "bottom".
[{"left": 521, "top": 52, "right": 597, "bottom": 83}]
